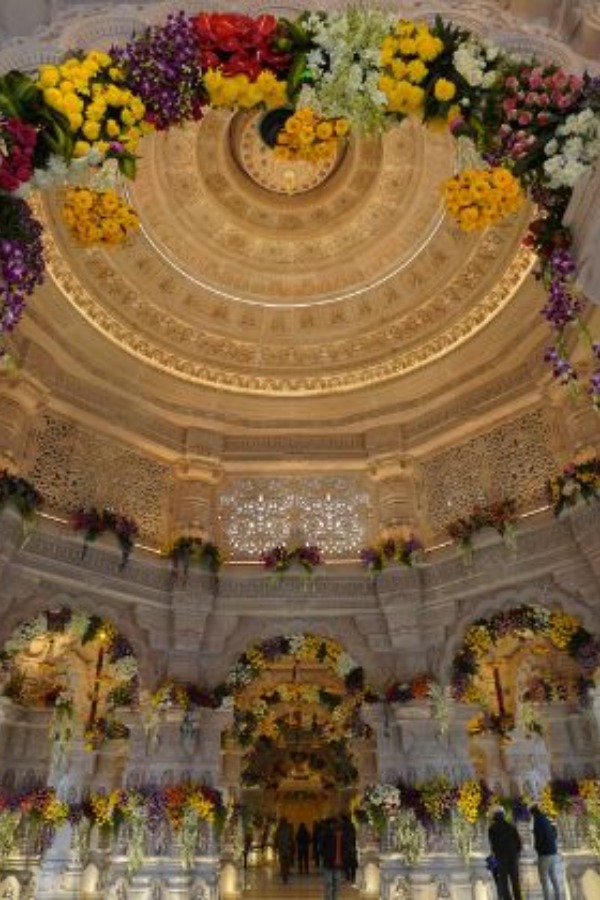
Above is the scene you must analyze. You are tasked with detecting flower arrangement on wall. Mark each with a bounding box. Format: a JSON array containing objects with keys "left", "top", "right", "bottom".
[
  {"left": 0, "top": 469, "right": 43, "bottom": 520},
  {"left": 260, "top": 544, "right": 323, "bottom": 580},
  {"left": 69, "top": 506, "right": 139, "bottom": 569},
  {"left": 446, "top": 498, "right": 518, "bottom": 559},
  {"left": 382, "top": 673, "right": 432, "bottom": 703},
  {"left": 150, "top": 680, "right": 222, "bottom": 712},
  {"left": 547, "top": 456, "right": 600, "bottom": 517},
  {"left": 0, "top": 9, "right": 599, "bottom": 406},
  {"left": 451, "top": 605, "right": 600, "bottom": 701},
  {"left": 360, "top": 532, "right": 424, "bottom": 574},
  {"left": 165, "top": 535, "right": 224, "bottom": 583}
]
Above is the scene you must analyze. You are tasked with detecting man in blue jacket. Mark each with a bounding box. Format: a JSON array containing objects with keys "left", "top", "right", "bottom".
[{"left": 530, "top": 804, "right": 563, "bottom": 899}]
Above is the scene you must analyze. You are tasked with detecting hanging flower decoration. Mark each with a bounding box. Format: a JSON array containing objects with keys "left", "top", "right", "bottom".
[
  {"left": 260, "top": 544, "right": 323, "bottom": 577},
  {"left": 360, "top": 532, "right": 424, "bottom": 574},
  {"left": 274, "top": 107, "right": 349, "bottom": 161},
  {"left": 446, "top": 498, "right": 518, "bottom": 557},
  {"left": 383, "top": 674, "right": 432, "bottom": 704},
  {"left": 165, "top": 535, "right": 224, "bottom": 582},
  {"left": 150, "top": 680, "right": 222, "bottom": 711},
  {"left": 0, "top": 469, "right": 43, "bottom": 520},
  {"left": 192, "top": 12, "right": 293, "bottom": 81},
  {"left": 547, "top": 456, "right": 600, "bottom": 516},
  {"left": 0, "top": 195, "right": 44, "bottom": 343},
  {"left": 69, "top": 506, "right": 139, "bottom": 569},
  {"left": 111, "top": 12, "right": 207, "bottom": 131},
  {"left": 36, "top": 50, "right": 149, "bottom": 168},
  {"left": 451, "top": 604, "right": 600, "bottom": 701},
  {"left": 61, "top": 187, "right": 139, "bottom": 245},
  {"left": 0, "top": 9, "right": 599, "bottom": 400},
  {"left": 0, "top": 116, "right": 38, "bottom": 193}
]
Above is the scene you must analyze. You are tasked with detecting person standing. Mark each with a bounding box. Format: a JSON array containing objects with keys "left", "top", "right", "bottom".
[
  {"left": 296, "top": 822, "right": 311, "bottom": 874},
  {"left": 530, "top": 804, "right": 563, "bottom": 899},
  {"left": 321, "top": 816, "right": 349, "bottom": 900},
  {"left": 341, "top": 813, "right": 358, "bottom": 885},
  {"left": 274, "top": 816, "right": 294, "bottom": 884},
  {"left": 488, "top": 806, "right": 523, "bottom": 900}
]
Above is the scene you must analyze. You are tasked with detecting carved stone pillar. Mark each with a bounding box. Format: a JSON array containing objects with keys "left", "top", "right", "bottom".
[
  {"left": 170, "top": 460, "right": 223, "bottom": 536},
  {"left": 368, "top": 457, "right": 420, "bottom": 533},
  {"left": 575, "top": 3, "right": 600, "bottom": 60}
]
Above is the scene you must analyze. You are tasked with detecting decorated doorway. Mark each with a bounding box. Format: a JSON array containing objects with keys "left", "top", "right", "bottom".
[{"left": 222, "top": 634, "right": 375, "bottom": 853}]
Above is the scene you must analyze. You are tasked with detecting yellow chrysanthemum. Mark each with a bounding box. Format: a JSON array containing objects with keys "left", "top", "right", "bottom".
[{"left": 434, "top": 78, "right": 457, "bottom": 101}]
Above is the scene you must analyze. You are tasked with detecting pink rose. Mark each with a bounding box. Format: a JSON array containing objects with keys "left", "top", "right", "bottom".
[
  {"left": 505, "top": 75, "right": 519, "bottom": 91},
  {"left": 518, "top": 112, "right": 533, "bottom": 126}
]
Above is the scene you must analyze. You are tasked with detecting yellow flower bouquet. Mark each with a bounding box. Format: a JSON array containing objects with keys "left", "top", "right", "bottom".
[
  {"left": 443, "top": 166, "right": 523, "bottom": 231},
  {"left": 274, "top": 107, "right": 349, "bottom": 162},
  {"left": 62, "top": 186, "right": 139, "bottom": 245},
  {"left": 37, "top": 50, "right": 150, "bottom": 161}
]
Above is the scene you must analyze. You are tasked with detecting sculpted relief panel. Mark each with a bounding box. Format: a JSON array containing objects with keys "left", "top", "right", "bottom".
[{"left": 27, "top": 413, "right": 171, "bottom": 543}]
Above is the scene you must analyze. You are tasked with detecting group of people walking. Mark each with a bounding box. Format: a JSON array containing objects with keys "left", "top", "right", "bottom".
[
  {"left": 274, "top": 814, "right": 357, "bottom": 895},
  {"left": 488, "top": 803, "right": 564, "bottom": 900}
]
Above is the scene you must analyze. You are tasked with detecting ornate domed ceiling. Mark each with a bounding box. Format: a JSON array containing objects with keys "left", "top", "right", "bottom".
[{"left": 1, "top": 0, "right": 599, "bottom": 551}]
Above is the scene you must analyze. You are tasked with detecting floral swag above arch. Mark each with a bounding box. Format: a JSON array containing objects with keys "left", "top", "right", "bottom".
[
  {"left": 0, "top": 10, "right": 599, "bottom": 404},
  {"left": 451, "top": 604, "right": 600, "bottom": 703}
]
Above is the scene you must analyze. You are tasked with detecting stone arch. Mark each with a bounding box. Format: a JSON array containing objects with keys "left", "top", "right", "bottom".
[
  {"left": 0, "top": 875, "right": 21, "bottom": 898},
  {"left": 210, "top": 614, "right": 390, "bottom": 688},
  {"left": 437, "top": 580, "right": 598, "bottom": 681},
  {"left": 0, "top": 604, "right": 141, "bottom": 718},
  {"left": 447, "top": 602, "right": 600, "bottom": 708}
]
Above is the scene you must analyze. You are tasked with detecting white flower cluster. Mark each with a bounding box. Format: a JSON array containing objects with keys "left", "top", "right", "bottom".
[
  {"left": 299, "top": 9, "right": 393, "bottom": 132},
  {"left": 227, "top": 663, "right": 253, "bottom": 689},
  {"left": 453, "top": 39, "right": 499, "bottom": 89},
  {"left": 287, "top": 634, "right": 306, "bottom": 655},
  {"left": 69, "top": 611, "right": 92, "bottom": 641},
  {"left": 544, "top": 108, "right": 600, "bottom": 189},
  {"left": 110, "top": 654, "right": 138, "bottom": 681},
  {"left": 4, "top": 613, "right": 47, "bottom": 654},
  {"left": 365, "top": 783, "right": 402, "bottom": 816},
  {"left": 15, "top": 149, "right": 111, "bottom": 197},
  {"left": 394, "top": 808, "right": 427, "bottom": 865},
  {"left": 335, "top": 650, "right": 357, "bottom": 677}
]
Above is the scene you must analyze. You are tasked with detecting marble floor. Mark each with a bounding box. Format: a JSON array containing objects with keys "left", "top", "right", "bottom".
[{"left": 240, "top": 864, "right": 363, "bottom": 898}]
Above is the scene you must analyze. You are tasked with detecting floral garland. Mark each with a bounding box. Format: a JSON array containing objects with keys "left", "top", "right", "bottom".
[
  {"left": 70, "top": 506, "right": 139, "bottom": 569},
  {"left": 547, "top": 456, "right": 600, "bottom": 517},
  {"left": 451, "top": 604, "right": 600, "bottom": 701},
  {"left": 226, "top": 633, "right": 364, "bottom": 693},
  {"left": 0, "top": 11, "right": 599, "bottom": 403},
  {"left": 360, "top": 532, "right": 424, "bottom": 574},
  {"left": 0, "top": 469, "right": 43, "bottom": 520},
  {"left": 233, "top": 682, "right": 359, "bottom": 746}
]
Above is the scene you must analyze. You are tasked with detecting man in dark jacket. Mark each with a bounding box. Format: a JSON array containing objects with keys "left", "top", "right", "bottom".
[
  {"left": 530, "top": 804, "right": 563, "bottom": 899},
  {"left": 488, "top": 807, "right": 523, "bottom": 900},
  {"left": 321, "top": 816, "right": 350, "bottom": 900}
]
